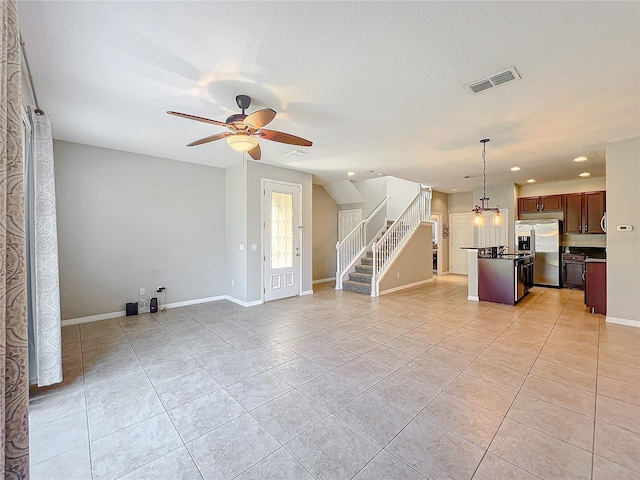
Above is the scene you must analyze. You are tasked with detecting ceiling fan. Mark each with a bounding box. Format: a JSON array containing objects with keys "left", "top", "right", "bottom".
[{"left": 167, "top": 95, "right": 312, "bottom": 161}]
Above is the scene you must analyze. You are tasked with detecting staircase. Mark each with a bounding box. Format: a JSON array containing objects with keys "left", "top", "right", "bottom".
[
  {"left": 337, "top": 185, "right": 432, "bottom": 296},
  {"left": 343, "top": 220, "right": 413, "bottom": 295},
  {"left": 342, "top": 221, "right": 393, "bottom": 295}
]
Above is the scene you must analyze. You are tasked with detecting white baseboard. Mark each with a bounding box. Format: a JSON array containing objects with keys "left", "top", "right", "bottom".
[
  {"left": 606, "top": 316, "right": 640, "bottom": 328},
  {"left": 61, "top": 310, "right": 126, "bottom": 326},
  {"left": 61, "top": 294, "right": 262, "bottom": 326},
  {"left": 467, "top": 295, "right": 480, "bottom": 302},
  {"left": 312, "top": 277, "right": 335, "bottom": 285},
  {"left": 301, "top": 290, "right": 314, "bottom": 296},
  {"left": 379, "top": 278, "right": 433, "bottom": 296},
  {"left": 440, "top": 271, "right": 450, "bottom": 275},
  {"left": 226, "top": 296, "right": 263, "bottom": 307},
  {"left": 165, "top": 295, "right": 226, "bottom": 309}
]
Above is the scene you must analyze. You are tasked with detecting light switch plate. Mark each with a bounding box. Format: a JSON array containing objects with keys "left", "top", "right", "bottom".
[{"left": 239, "top": 244, "right": 245, "bottom": 251}]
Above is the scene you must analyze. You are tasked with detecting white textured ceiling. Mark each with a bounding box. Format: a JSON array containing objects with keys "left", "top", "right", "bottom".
[{"left": 18, "top": 1, "right": 639, "bottom": 192}]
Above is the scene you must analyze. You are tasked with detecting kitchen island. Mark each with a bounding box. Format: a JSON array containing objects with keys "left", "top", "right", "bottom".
[{"left": 478, "top": 254, "right": 534, "bottom": 305}]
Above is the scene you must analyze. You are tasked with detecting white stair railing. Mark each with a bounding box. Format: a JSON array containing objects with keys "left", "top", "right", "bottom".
[
  {"left": 371, "top": 186, "right": 432, "bottom": 296},
  {"left": 335, "top": 198, "right": 388, "bottom": 289}
]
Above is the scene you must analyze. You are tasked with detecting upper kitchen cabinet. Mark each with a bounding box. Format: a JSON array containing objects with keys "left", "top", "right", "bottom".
[
  {"left": 563, "top": 191, "right": 606, "bottom": 234},
  {"left": 518, "top": 195, "right": 563, "bottom": 215},
  {"left": 584, "top": 191, "right": 606, "bottom": 234}
]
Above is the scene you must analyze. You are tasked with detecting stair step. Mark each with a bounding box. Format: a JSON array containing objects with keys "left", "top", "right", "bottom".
[
  {"left": 361, "top": 257, "right": 372, "bottom": 266},
  {"left": 342, "top": 280, "right": 372, "bottom": 295},
  {"left": 348, "top": 272, "right": 372, "bottom": 283},
  {"left": 355, "top": 265, "right": 372, "bottom": 274}
]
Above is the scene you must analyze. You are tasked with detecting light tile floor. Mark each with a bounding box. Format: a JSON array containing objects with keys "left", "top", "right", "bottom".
[{"left": 29, "top": 275, "right": 640, "bottom": 480}]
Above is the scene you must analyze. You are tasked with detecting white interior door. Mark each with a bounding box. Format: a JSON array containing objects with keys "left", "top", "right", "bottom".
[
  {"left": 450, "top": 213, "right": 474, "bottom": 275},
  {"left": 338, "top": 209, "right": 362, "bottom": 241},
  {"left": 264, "top": 182, "right": 301, "bottom": 301},
  {"left": 478, "top": 209, "right": 509, "bottom": 247}
]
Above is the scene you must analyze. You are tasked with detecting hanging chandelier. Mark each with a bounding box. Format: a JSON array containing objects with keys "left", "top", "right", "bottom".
[{"left": 472, "top": 139, "right": 502, "bottom": 226}]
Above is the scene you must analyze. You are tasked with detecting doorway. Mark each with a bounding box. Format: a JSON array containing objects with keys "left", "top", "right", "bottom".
[
  {"left": 449, "top": 213, "right": 474, "bottom": 275},
  {"left": 431, "top": 213, "right": 442, "bottom": 275},
  {"left": 263, "top": 180, "right": 302, "bottom": 302}
]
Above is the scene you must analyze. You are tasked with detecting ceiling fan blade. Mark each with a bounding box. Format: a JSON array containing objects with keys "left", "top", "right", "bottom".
[
  {"left": 186, "top": 132, "right": 230, "bottom": 147},
  {"left": 247, "top": 144, "right": 261, "bottom": 161},
  {"left": 258, "top": 129, "right": 313, "bottom": 147},
  {"left": 167, "top": 111, "right": 230, "bottom": 128},
  {"left": 244, "top": 108, "right": 277, "bottom": 129}
]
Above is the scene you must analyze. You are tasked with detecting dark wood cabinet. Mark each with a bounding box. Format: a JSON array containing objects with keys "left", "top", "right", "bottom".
[
  {"left": 541, "top": 195, "right": 562, "bottom": 211},
  {"left": 518, "top": 195, "right": 563, "bottom": 216},
  {"left": 564, "top": 193, "right": 583, "bottom": 233},
  {"left": 584, "top": 191, "right": 606, "bottom": 234},
  {"left": 585, "top": 261, "right": 606, "bottom": 314},
  {"left": 518, "top": 197, "right": 540, "bottom": 214},
  {"left": 562, "top": 191, "right": 606, "bottom": 234}
]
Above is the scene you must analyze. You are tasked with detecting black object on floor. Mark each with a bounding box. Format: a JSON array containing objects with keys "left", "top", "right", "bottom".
[
  {"left": 125, "top": 302, "right": 138, "bottom": 316},
  {"left": 150, "top": 297, "right": 158, "bottom": 313}
]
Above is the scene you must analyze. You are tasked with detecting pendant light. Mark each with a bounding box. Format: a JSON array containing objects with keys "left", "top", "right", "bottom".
[{"left": 471, "top": 139, "right": 501, "bottom": 226}]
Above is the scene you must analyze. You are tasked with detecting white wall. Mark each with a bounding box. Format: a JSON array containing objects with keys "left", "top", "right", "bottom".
[
  {"left": 387, "top": 176, "right": 421, "bottom": 219},
  {"left": 338, "top": 177, "right": 388, "bottom": 217},
  {"left": 312, "top": 185, "right": 338, "bottom": 281},
  {"left": 246, "top": 162, "right": 313, "bottom": 301},
  {"left": 605, "top": 137, "right": 639, "bottom": 325},
  {"left": 54, "top": 141, "right": 226, "bottom": 319}
]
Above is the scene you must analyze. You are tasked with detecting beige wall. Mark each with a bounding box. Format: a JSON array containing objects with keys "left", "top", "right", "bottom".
[
  {"left": 517, "top": 177, "right": 606, "bottom": 197},
  {"left": 380, "top": 223, "right": 433, "bottom": 292},
  {"left": 431, "top": 190, "right": 449, "bottom": 273},
  {"left": 54, "top": 141, "right": 227, "bottom": 319},
  {"left": 448, "top": 191, "right": 474, "bottom": 214},
  {"left": 225, "top": 161, "right": 248, "bottom": 301},
  {"left": 606, "top": 137, "right": 639, "bottom": 325},
  {"left": 312, "top": 185, "right": 338, "bottom": 281}
]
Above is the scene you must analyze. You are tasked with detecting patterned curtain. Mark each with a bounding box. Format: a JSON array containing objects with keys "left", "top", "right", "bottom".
[
  {"left": 27, "top": 107, "right": 62, "bottom": 387},
  {"left": 1, "top": 0, "right": 30, "bottom": 478}
]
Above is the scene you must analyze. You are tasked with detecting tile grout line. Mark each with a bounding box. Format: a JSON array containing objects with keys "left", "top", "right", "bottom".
[{"left": 467, "top": 288, "right": 570, "bottom": 479}]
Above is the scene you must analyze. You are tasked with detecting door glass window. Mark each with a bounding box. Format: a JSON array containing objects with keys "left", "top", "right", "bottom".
[{"left": 271, "top": 192, "right": 294, "bottom": 269}]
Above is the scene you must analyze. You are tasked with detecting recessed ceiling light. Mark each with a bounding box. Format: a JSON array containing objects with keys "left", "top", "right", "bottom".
[
  {"left": 377, "top": 173, "right": 385, "bottom": 177},
  {"left": 347, "top": 171, "right": 355, "bottom": 177},
  {"left": 452, "top": 188, "right": 459, "bottom": 192},
  {"left": 462, "top": 175, "right": 472, "bottom": 179},
  {"left": 527, "top": 178, "right": 536, "bottom": 183},
  {"left": 366, "top": 170, "right": 374, "bottom": 174},
  {"left": 510, "top": 166, "right": 521, "bottom": 171},
  {"left": 579, "top": 172, "right": 591, "bottom": 177},
  {"left": 574, "top": 156, "right": 588, "bottom": 162}
]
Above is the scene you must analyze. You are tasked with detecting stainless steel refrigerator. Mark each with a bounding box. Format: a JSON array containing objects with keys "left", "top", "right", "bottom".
[{"left": 515, "top": 219, "right": 562, "bottom": 287}]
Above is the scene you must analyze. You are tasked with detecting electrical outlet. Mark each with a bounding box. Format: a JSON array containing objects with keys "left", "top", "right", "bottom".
[
  {"left": 231, "top": 280, "right": 235, "bottom": 287},
  {"left": 140, "top": 287, "right": 145, "bottom": 296},
  {"left": 396, "top": 272, "right": 400, "bottom": 278},
  {"left": 156, "top": 286, "right": 164, "bottom": 292}
]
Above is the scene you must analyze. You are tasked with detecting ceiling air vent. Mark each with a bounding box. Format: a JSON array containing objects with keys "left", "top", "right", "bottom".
[{"left": 466, "top": 67, "right": 521, "bottom": 94}]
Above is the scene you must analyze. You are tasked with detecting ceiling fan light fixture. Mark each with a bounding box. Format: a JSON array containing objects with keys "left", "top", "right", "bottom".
[{"left": 227, "top": 134, "right": 259, "bottom": 152}]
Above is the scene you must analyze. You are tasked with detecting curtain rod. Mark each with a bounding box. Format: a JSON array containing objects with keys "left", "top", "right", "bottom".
[{"left": 19, "top": 33, "right": 44, "bottom": 115}]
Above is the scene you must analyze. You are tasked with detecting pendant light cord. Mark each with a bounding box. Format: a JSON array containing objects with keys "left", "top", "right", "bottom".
[{"left": 482, "top": 141, "right": 487, "bottom": 200}]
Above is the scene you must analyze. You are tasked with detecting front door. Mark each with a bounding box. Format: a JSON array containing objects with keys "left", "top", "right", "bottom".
[
  {"left": 264, "top": 181, "right": 301, "bottom": 301},
  {"left": 338, "top": 209, "right": 362, "bottom": 241},
  {"left": 450, "top": 213, "right": 474, "bottom": 275}
]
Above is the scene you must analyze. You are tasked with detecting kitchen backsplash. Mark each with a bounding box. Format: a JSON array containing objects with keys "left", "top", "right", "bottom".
[{"left": 562, "top": 233, "right": 606, "bottom": 247}]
